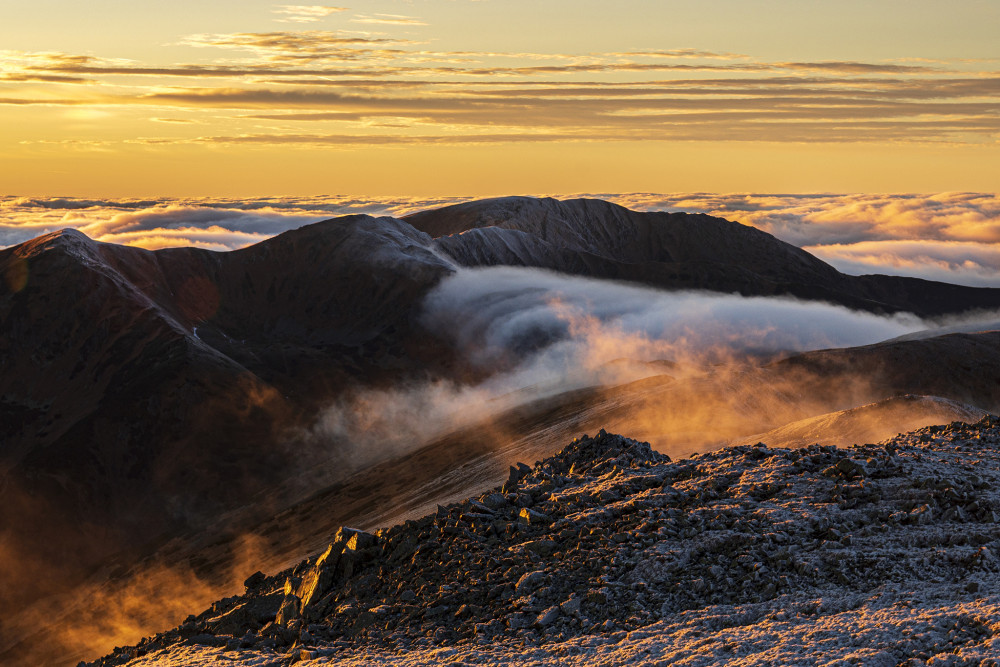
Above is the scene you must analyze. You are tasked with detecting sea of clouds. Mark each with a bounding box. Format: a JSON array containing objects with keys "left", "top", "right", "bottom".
[{"left": 3, "top": 192, "right": 999, "bottom": 286}]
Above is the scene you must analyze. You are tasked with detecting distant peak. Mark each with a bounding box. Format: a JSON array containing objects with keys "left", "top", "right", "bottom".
[
  {"left": 37, "top": 228, "right": 94, "bottom": 244},
  {"left": 403, "top": 195, "right": 636, "bottom": 239},
  {"left": 10, "top": 227, "right": 100, "bottom": 260}
]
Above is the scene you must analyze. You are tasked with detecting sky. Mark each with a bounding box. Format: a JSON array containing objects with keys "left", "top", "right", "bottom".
[{"left": 2, "top": 0, "right": 999, "bottom": 196}]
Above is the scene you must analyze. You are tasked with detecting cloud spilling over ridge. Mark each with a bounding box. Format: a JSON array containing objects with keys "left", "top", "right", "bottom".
[
  {"left": 302, "top": 266, "right": 933, "bottom": 472},
  {"left": 3, "top": 193, "right": 999, "bottom": 285},
  {"left": 420, "top": 267, "right": 927, "bottom": 371}
]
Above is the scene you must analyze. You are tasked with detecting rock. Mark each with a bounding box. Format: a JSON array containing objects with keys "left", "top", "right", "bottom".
[
  {"left": 560, "top": 596, "right": 582, "bottom": 615},
  {"left": 519, "top": 508, "right": 551, "bottom": 526},
  {"left": 296, "top": 543, "right": 344, "bottom": 612},
  {"left": 283, "top": 576, "right": 302, "bottom": 597},
  {"left": 586, "top": 589, "right": 608, "bottom": 604},
  {"left": 520, "top": 539, "right": 558, "bottom": 556},
  {"left": 503, "top": 463, "right": 534, "bottom": 492},
  {"left": 516, "top": 571, "right": 546, "bottom": 596},
  {"left": 208, "top": 593, "right": 285, "bottom": 635},
  {"left": 275, "top": 595, "right": 302, "bottom": 626},
  {"left": 823, "top": 458, "right": 867, "bottom": 480},
  {"left": 536, "top": 606, "right": 560, "bottom": 627},
  {"left": 481, "top": 493, "right": 508, "bottom": 509},
  {"left": 243, "top": 571, "right": 266, "bottom": 592},
  {"left": 336, "top": 527, "right": 378, "bottom": 552},
  {"left": 508, "top": 613, "right": 532, "bottom": 629}
]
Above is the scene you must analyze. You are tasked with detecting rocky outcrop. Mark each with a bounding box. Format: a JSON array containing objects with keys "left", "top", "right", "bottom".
[{"left": 89, "top": 419, "right": 1000, "bottom": 666}]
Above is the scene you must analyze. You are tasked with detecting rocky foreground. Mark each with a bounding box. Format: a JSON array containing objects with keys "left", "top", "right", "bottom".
[{"left": 90, "top": 418, "right": 1000, "bottom": 666}]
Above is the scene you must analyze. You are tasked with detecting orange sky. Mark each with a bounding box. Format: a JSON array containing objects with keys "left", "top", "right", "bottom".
[{"left": 2, "top": 1, "right": 999, "bottom": 195}]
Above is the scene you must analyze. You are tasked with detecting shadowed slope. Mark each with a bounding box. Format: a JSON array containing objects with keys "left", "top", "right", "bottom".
[{"left": 0, "top": 218, "right": 454, "bottom": 625}]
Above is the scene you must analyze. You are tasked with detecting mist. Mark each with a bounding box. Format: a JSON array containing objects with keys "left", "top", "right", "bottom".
[
  {"left": 421, "top": 266, "right": 927, "bottom": 367},
  {"left": 301, "top": 266, "right": 938, "bottom": 477}
]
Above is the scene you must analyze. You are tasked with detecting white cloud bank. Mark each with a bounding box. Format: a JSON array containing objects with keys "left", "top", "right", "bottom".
[
  {"left": 421, "top": 266, "right": 928, "bottom": 375},
  {"left": 305, "top": 265, "right": 996, "bottom": 472}
]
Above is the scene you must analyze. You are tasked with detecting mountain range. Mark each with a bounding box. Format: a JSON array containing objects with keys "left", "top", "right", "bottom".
[{"left": 2, "top": 196, "right": 999, "bottom": 665}]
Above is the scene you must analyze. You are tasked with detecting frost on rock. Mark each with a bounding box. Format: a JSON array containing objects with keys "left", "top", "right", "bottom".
[{"left": 88, "top": 419, "right": 1000, "bottom": 666}]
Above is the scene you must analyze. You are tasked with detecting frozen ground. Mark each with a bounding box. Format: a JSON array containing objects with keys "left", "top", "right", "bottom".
[{"left": 92, "top": 418, "right": 1000, "bottom": 667}]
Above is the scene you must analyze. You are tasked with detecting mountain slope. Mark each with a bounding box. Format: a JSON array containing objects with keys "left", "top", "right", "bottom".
[
  {"left": 4, "top": 196, "right": 1000, "bottom": 665},
  {"left": 12, "top": 327, "right": 1000, "bottom": 666},
  {"left": 410, "top": 196, "right": 1000, "bottom": 317},
  {"left": 729, "top": 394, "right": 988, "bottom": 449},
  {"left": 0, "top": 218, "right": 455, "bottom": 622}
]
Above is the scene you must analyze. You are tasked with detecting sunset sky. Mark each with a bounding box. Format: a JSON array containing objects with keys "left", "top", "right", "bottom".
[{"left": 3, "top": 0, "right": 999, "bottom": 196}]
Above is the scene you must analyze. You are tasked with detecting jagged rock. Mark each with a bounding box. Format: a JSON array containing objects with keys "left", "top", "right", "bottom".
[
  {"left": 336, "top": 526, "right": 378, "bottom": 552},
  {"left": 207, "top": 593, "right": 285, "bottom": 635},
  {"left": 503, "top": 463, "right": 534, "bottom": 493},
  {"left": 90, "top": 419, "right": 1000, "bottom": 667},
  {"left": 275, "top": 595, "right": 302, "bottom": 626},
  {"left": 243, "top": 571, "right": 266, "bottom": 592}
]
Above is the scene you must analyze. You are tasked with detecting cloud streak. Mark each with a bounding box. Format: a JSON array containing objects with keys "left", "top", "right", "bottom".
[
  {"left": 3, "top": 15, "right": 996, "bottom": 149},
  {"left": 7, "top": 52, "right": 997, "bottom": 145},
  {"left": 351, "top": 14, "right": 427, "bottom": 26},
  {"left": 272, "top": 5, "right": 348, "bottom": 23}
]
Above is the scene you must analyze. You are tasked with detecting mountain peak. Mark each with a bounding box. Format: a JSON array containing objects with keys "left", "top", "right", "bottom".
[
  {"left": 405, "top": 196, "right": 629, "bottom": 238},
  {"left": 8, "top": 226, "right": 97, "bottom": 258}
]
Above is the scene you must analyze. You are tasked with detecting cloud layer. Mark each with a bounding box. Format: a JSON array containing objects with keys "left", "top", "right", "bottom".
[
  {"left": 4, "top": 192, "right": 998, "bottom": 286},
  {"left": 0, "top": 195, "right": 464, "bottom": 249}
]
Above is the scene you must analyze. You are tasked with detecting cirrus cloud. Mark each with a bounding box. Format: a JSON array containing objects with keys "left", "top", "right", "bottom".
[{"left": 272, "top": 5, "right": 348, "bottom": 23}]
